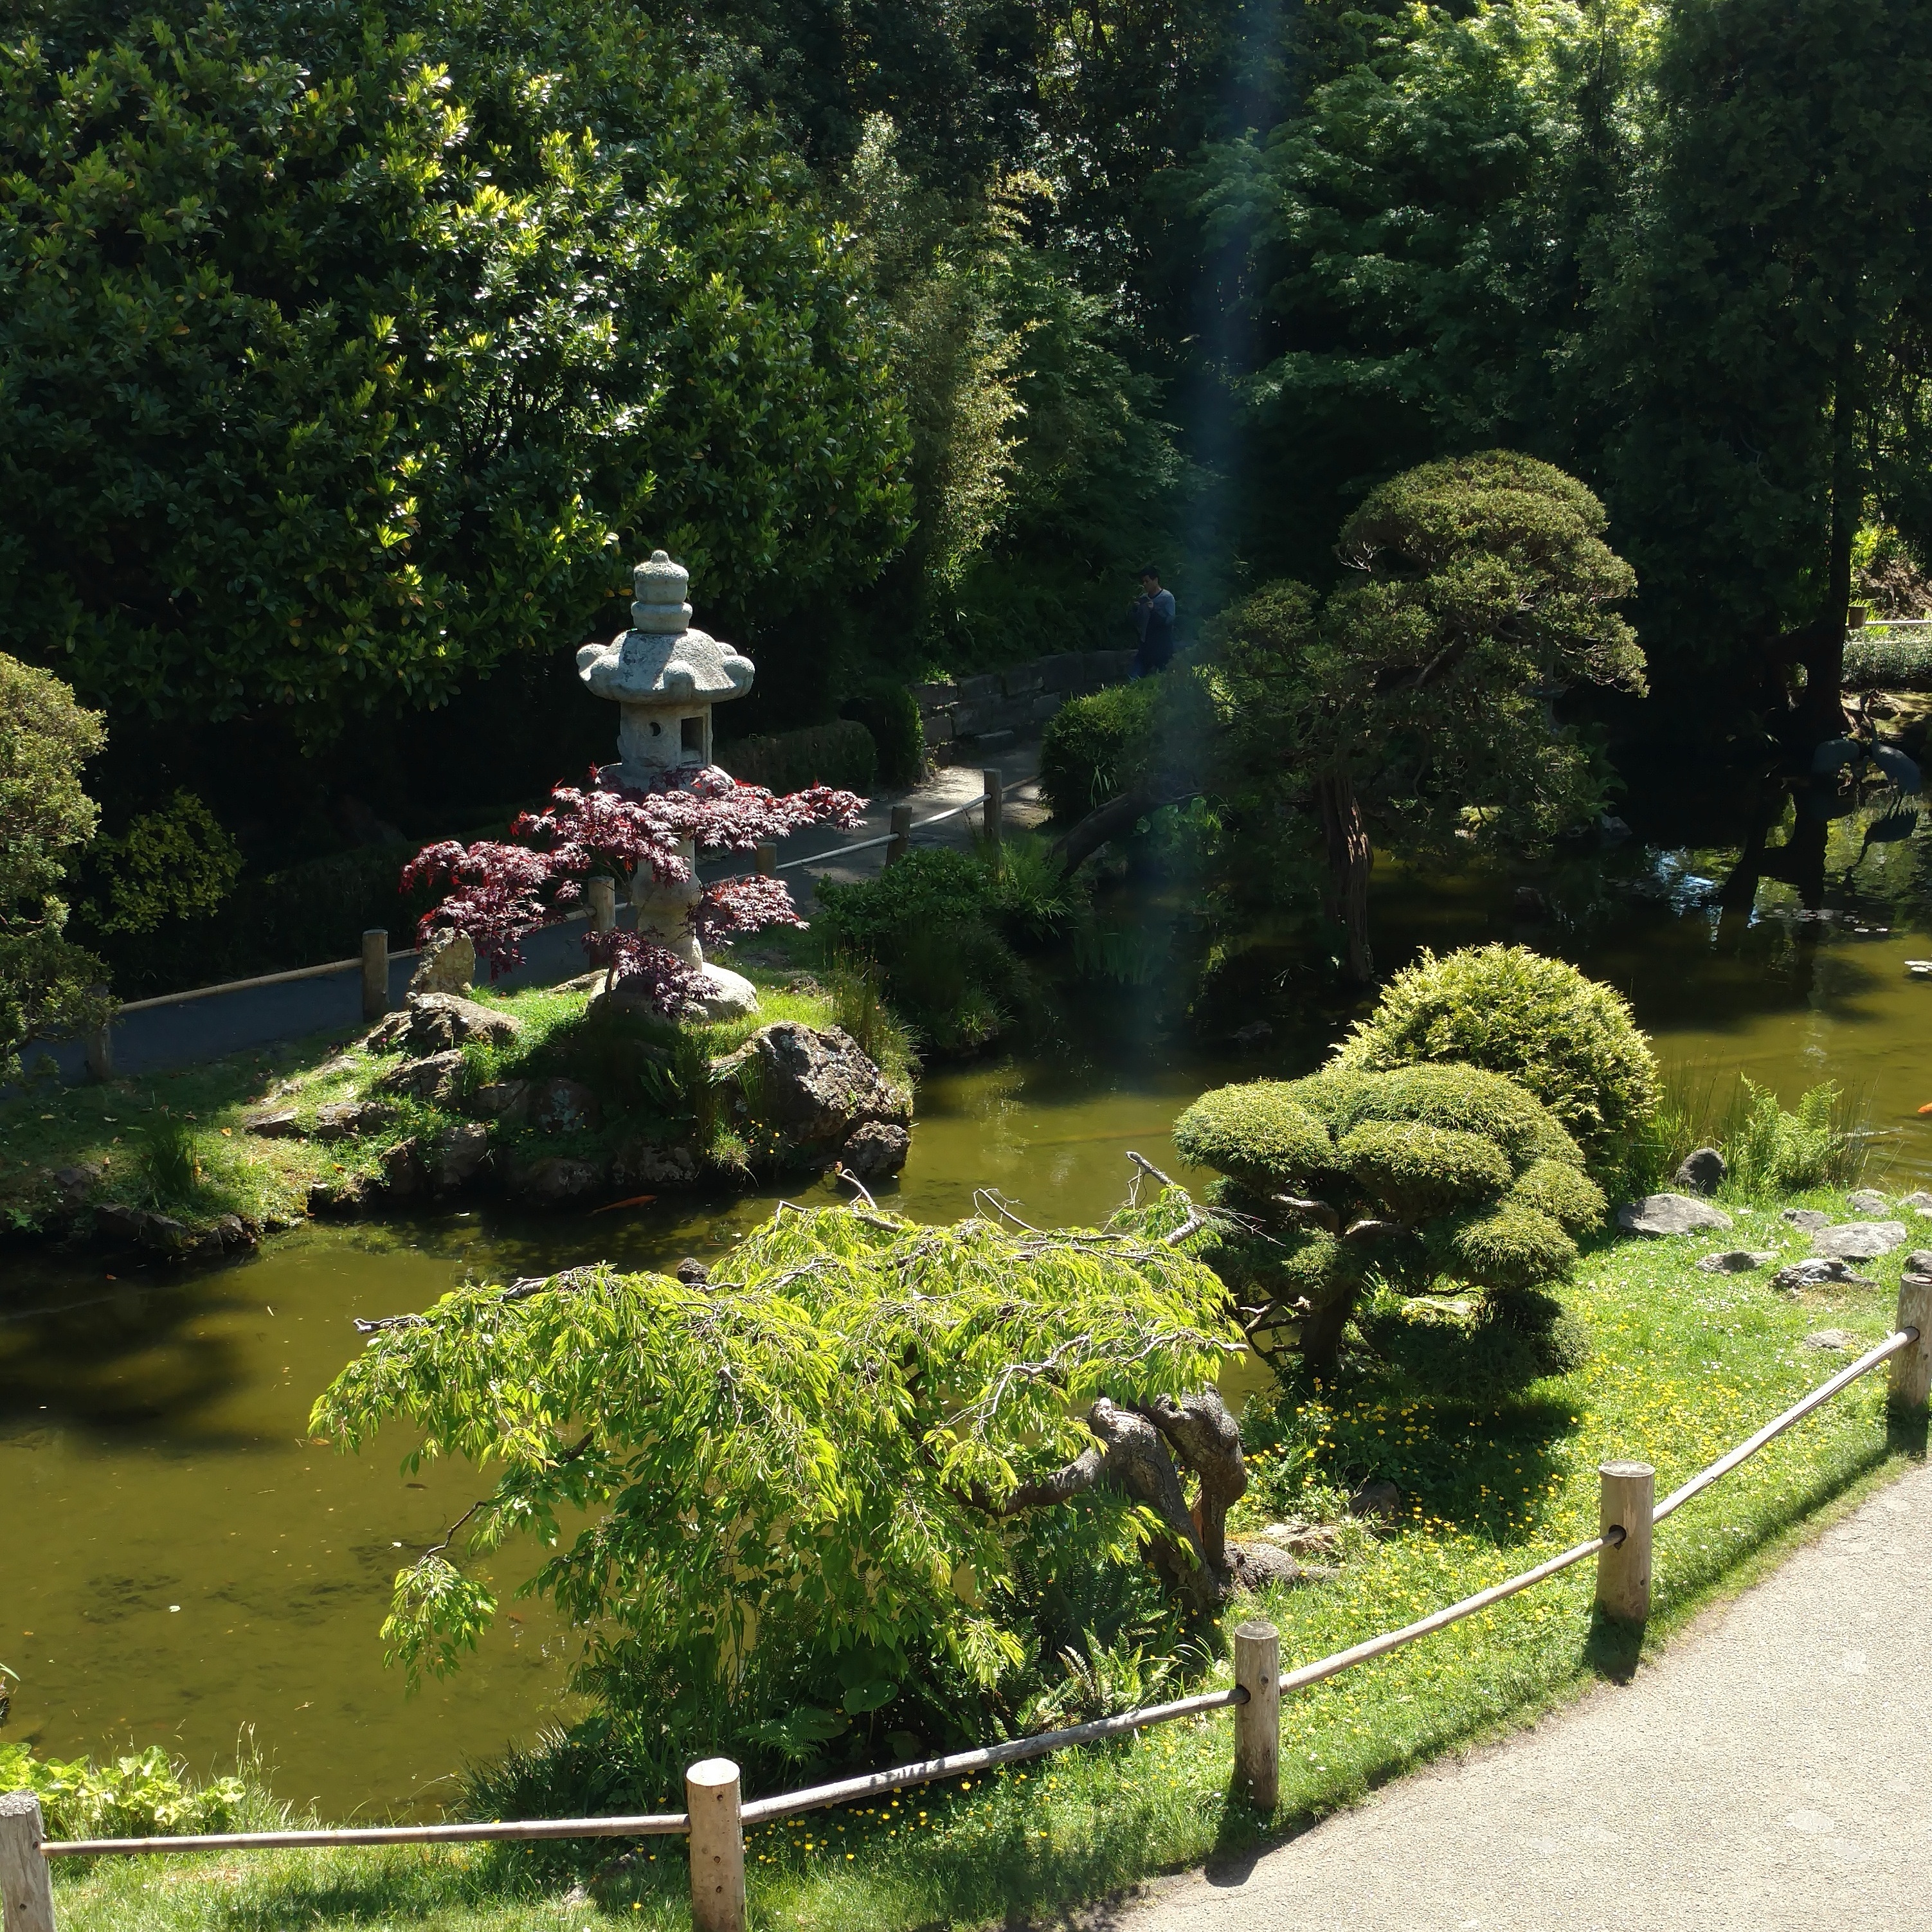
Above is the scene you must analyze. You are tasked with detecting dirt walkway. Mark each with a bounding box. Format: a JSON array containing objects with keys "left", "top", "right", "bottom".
[{"left": 1113, "top": 1461, "right": 1932, "bottom": 1932}]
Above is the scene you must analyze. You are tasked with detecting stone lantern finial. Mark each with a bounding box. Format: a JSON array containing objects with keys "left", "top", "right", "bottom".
[{"left": 576, "top": 551, "right": 755, "bottom": 790}]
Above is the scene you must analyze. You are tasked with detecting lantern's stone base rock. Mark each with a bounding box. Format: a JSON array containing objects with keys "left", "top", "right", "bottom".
[{"left": 697, "top": 963, "right": 760, "bottom": 1020}]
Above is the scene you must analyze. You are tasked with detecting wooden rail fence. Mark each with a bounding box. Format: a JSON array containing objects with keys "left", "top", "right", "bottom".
[
  {"left": 66, "top": 772, "right": 1024, "bottom": 1079},
  {"left": 6, "top": 1277, "right": 1928, "bottom": 1932}
]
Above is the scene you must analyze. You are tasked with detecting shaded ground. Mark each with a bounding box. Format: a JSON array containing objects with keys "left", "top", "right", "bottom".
[{"left": 1110, "top": 1458, "right": 1932, "bottom": 1932}]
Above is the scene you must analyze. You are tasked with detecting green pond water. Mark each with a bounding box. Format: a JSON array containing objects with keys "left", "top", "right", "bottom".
[{"left": 3, "top": 817, "right": 1929, "bottom": 1817}]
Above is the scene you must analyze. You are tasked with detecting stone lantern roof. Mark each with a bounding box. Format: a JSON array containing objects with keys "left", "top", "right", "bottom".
[{"left": 577, "top": 551, "right": 755, "bottom": 790}]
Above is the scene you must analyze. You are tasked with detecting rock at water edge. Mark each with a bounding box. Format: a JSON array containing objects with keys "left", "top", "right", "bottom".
[{"left": 1674, "top": 1147, "right": 1728, "bottom": 1196}]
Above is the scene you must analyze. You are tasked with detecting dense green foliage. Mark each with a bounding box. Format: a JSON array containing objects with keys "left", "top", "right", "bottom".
[
  {"left": 0, "top": 0, "right": 909, "bottom": 731},
  {"left": 1175, "top": 1062, "right": 1600, "bottom": 1377},
  {"left": 1039, "top": 677, "right": 1160, "bottom": 820},
  {"left": 312, "top": 1204, "right": 1240, "bottom": 1783},
  {"left": 1332, "top": 944, "right": 1661, "bottom": 1169},
  {"left": 815, "top": 847, "right": 1024, "bottom": 1054},
  {"left": 0, "top": 653, "right": 111, "bottom": 1078},
  {"left": 1177, "top": 454, "right": 1643, "bottom": 978},
  {"left": 0, "top": 1742, "right": 246, "bottom": 1840}
]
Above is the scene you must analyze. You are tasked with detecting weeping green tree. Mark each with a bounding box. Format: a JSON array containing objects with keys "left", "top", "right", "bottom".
[
  {"left": 311, "top": 1205, "right": 1254, "bottom": 1781},
  {"left": 1173, "top": 1062, "right": 1603, "bottom": 1378}
]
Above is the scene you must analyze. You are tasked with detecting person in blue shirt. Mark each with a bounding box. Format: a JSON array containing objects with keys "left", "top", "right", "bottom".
[{"left": 1130, "top": 565, "right": 1176, "bottom": 678}]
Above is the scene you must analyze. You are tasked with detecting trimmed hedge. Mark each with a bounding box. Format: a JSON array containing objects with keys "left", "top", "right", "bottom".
[{"left": 721, "top": 719, "right": 878, "bottom": 796}]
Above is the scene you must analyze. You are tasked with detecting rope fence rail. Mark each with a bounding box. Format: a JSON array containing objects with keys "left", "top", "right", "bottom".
[{"left": 6, "top": 1279, "right": 1928, "bottom": 1932}]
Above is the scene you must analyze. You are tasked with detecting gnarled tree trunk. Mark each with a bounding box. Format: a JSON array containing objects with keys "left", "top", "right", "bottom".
[{"left": 1317, "top": 769, "right": 1373, "bottom": 985}]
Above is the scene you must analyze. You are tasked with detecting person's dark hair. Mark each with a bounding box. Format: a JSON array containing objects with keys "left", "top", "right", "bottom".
[{"left": 1138, "top": 564, "right": 1160, "bottom": 581}]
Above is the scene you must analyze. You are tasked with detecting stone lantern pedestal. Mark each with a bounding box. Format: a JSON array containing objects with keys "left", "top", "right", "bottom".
[{"left": 576, "top": 551, "right": 761, "bottom": 1018}]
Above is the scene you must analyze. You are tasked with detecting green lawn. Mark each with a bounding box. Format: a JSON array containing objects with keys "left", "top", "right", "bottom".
[{"left": 38, "top": 1193, "right": 1926, "bottom": 1930}]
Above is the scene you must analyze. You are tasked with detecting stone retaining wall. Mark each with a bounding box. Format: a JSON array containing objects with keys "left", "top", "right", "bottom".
[{"left": 914, "top": 649, "right": 1135, "bottom": 762}]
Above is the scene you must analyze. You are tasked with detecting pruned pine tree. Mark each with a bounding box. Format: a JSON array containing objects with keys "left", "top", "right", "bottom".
[
  {"left": 311, "top": 1203, "right": 1250, "bottom": 1724},
  {"left": 1174, "top": 1062, "right": 1603, "bottom": 1378}
]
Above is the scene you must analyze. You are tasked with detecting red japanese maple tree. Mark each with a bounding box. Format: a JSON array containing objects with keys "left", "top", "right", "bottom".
[{"left": 402, "top": 767, "right": 864, "bottom": 1015}]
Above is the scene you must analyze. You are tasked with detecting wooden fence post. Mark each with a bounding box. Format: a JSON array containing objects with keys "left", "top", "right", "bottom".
[
  {"left": 886, "top": 804, "right": 912, "bottom": 867},
  {"left": 981, "top": 769, "right": 1002, "bottom": 848},
  {"left": 1890, "top": 1274, "right": 1932, "bottom": 1408},
  {"left": 686, "top": 1758, "right": 745, "bottom": 1932},
  {"left": 1596, "top": 1460, "right": 1654, "bottom": 1623},
  {"left": 360, "top": 930, "right": 390, "bottom": 1021},
  {"left": 754, "top": 842, "right": 777, "bottom": 879},
  {"left": 0, "top": 1791, "right": 57, "bottom": 1932},
  {"left": 1232, "top": 1620, "right": 1281, "bottom": 1811},
  {"left": 588, "top": 876, "right": 617, "bottom": 935}
]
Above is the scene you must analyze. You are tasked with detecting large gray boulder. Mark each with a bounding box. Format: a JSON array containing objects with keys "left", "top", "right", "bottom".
[
  {"left": 505, "top": 1153, "right": 609, "bottom": 1209},
  {"left": 1774, "top": 1256, "right": 1875, "bottom": 1292},
  {"left": 369, "top": 992, "right": 520, "bottom": 1057},
  {"left": 840, "top": 1120, "right": 911, "bottom": 1178},
  {"left": 1810, "top": 1221, "right": 1909, "bottom": 1261},
  {"left": 1616, "top": 1193, "right": 1735, "bottom": 1237},
  {"left": 611, "top": 1136, "right": 700, "bottom": 1190},
  {"left": 711, "top": 1022, "right": 910, "bottom": 1167},
  {"left": 530, "top": 1077, "right": 601, "bottom": 1135},
  {"left": 312, "top": 1099, "right": 395, "bottom": 1142},
  {"left": 429, "top": 1123, "right": 492, "bottom": 1193},
  {"left": 1845, "top": 1189, "right": 1891, "bottom": 1216},
  {"left": 378, "top": 1049, "right": 467, "bottom": 1105}
]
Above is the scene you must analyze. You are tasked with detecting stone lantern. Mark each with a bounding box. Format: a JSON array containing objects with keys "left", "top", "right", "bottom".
[{"left": 576, "top": 550, "right": 759, "bottom": 1016}]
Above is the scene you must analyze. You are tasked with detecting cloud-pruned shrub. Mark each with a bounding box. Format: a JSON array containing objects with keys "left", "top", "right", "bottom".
[
  {"left": 1174, "top": 1061, "right": 1602, "bottom": 1378},
  {"left": 1330, "top": 944, "right": 1659, "bottom": 1171}
]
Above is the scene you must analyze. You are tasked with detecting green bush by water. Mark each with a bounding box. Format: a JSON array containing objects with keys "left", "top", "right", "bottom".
[
  {"left": 815, "top": 847, "right": 1027, "bottom": 1054},
  {"left": 1038, "top": 678, "right": 1159, "bottom": 820},
  {"left": 1330, "top": 944, "right": 1660, "bottom": 1172}
]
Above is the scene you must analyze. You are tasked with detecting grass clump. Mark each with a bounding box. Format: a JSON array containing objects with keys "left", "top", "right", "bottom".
[{"left": 1633, "top": 1070, "right": 1870, "bottom": 1199}]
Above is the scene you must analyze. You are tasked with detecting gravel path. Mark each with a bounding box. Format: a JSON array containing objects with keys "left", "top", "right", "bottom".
[{"left": 1110, "top": 1461, "right": 1932, "bottom": 1932}]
